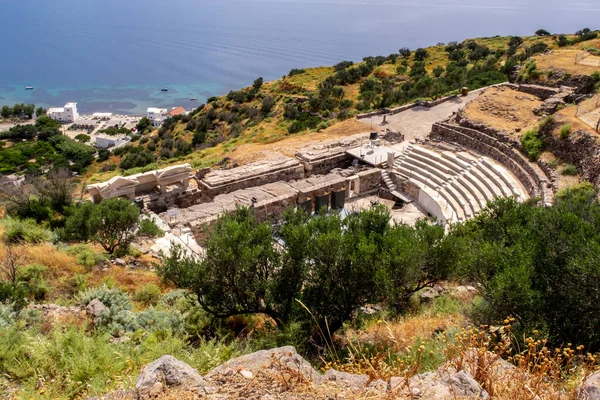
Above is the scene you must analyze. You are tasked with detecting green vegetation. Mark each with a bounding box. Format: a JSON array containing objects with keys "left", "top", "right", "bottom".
[
  {"left": 98, "top": 126, "right": 131, "bottom": 136},
  {"left": 521, "top": 128, "right": 544, "bottom": 161},
  {"left": 137, "top": 218, "right": 164, "bottom": 238},
  {"left": 0, "top": 103, "right": 36, "bottom": 120},
  {"left": 561, "top": 164, "right": 578, "bottom": 175},
  {"left": 62, "top": 198, "right": 141, "bottom": 254},
  {"left": 1, "top": 218, "right": 51, "bottom": 244},
  {"left": 559, "top": 123, "right": 572, "bottom": 139},
  {"left": 0, "top": 117, "right": 95, "bottom": 174},
  {"left": 158, "top": 205, "right": 458, "bottom": 338}
]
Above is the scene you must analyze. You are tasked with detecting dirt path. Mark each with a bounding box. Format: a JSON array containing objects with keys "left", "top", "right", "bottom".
[{"left": 359, "top": 91, "right": 484, "bottom": 141}]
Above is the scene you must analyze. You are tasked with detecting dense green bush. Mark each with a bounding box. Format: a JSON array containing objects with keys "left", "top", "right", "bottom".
[
  {"left": 137, "top": 219, "right": 164, "bottom": 238},
  {"left": 561, "top": 164, "right": 578, "bottom": 176},
  {"left": 63, "top": 199, "right": 140, "bottom": 254},
  {"left": 158, "top": 206, "right": 457, "bottom": 338},
  {"left": 66, "top": 244, "right": 106, "bottom": 270},
  {"left": 521, "top": 128, "right": 544, "bottom": 161},
  {"left": 2, "top": 217, "right": 51, "bottom": 244},
  {"left": 134, "top": 283, "right": 162, "bottom": 306},
  {"left": 559, "top": 123, "right": 572, "bottom": 139},
  {"left": 456, "top": 191, "right": 600, "bottom": 350}
]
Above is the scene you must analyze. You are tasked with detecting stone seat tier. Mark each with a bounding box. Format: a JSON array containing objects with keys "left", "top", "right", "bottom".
[
  {"left": 411, "top": 147, "right": 464, "bottom": 174},
  {"left": 473, "top": 163, "right": 512, "bottom": 198},
  {"left": 408, "top": 151, "right": 458, "bottom": 176},
  {"left": 451, "top": 177, "right": 481, "bottom": 214},
  {"left": 456, "top": 153, "right": 510, "bottom": 202},
  {"left": 395, "top": 165, "right": 465, "bottom": 222},
  {"left": 399, "top": 150, "right": 487, "bottom": 217},
  {"left": 437, "top": 186, "right": 466, "bottom": 221},
  {"left": 397, "top": 157, "right": 452, "bottom": 186},
  {"left": 480, "top": 159, "right": 522, "bottom": 199},
  {"left": 441, "top": 182, "right": 472, "bottom": 218}
]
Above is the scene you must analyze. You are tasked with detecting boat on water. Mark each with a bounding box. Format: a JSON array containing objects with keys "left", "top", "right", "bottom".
[
  {"left": 25, "top": 86, "right": 34, "bottom": 90},
  {"left": 161, "top": 88, "right": 168, "bottom": 92},
  {"left": 190, "top": 97, "right": 197, "bottom": 101}
]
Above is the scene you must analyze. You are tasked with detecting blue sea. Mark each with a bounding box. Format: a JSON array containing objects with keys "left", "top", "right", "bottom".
[{"left": 0, "top": 0, "right": 598, "bottom": 114}]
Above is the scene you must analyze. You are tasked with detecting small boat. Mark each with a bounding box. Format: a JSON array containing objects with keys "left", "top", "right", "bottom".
[
  {"left": 161, "top": 88, "right": 168, "bottom": 92},
  {"left": 25, "top": 86, "right": 34, "bottom": 90},
  {"left": 190, "top": 97, "right": 197, "bottom": 101}
]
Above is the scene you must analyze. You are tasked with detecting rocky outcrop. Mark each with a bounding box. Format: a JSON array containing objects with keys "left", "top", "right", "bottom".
[
  {"left": 390, "top": 369, "right": 488, "bottom": 399},
  {"left": 86, "top": 299, "right": 107, "bottom": 318},
  {"left": 206, "top": 346, "right": 322, "bottom": 384},
  {"left": 579, "top": 371, "right": 600, "bottom": 400},
  {"left": 136, "top": 355, "right": 211, "bottom": 396},
  {"left": 131, "top": 347, "right": 497, "bottom": 399}
]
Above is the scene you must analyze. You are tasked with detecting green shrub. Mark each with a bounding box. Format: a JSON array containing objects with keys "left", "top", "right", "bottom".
[
  {"left": 521, "top": 128, "right": 544, "bottom": 161},
  {"left": 561, "top": 164, "right": 578, "bottom": 176},
  {"left": 2, "top": 217, "right": 51, "bottom": 244},
  {"left": 67, "top": 244, "right": 106, "bottom": 270},
  {"left": 0, "top": 323, "right": 246, "bottom": 398},
  {"left": 138, "top": 219, "right": 164, "bottom": 238},
  {"left": 17, "top": 264, "right": 49, "bottom": 301},
  {"left": 134, "top": 283, "right": 162, "bottom": 307},
  {"left": 78, "top": 285, "right": 132, "bottom": 312},
  {"left": 559, "top": 123, "right": 572, "bottom": 139}
]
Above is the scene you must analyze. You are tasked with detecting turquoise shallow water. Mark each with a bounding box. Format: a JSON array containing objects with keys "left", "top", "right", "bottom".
[{"left": 0, "top": 0, "right": 598, "bottom": 114}]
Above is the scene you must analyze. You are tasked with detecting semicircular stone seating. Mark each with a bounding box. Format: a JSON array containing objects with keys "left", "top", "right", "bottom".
[{"left": 393, "top": 143, "right": 528, "bottom": 224}]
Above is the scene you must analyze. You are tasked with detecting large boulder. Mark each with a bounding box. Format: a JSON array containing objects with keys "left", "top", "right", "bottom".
[
  {"left": 579, "top": 371, "right": 600, "bottom": 400},
  {"left": 322, "top": 369, "right": 369, "bottom": 389},
  {"left": 206, "top": 346, "right": 322, "bottom": 384},
  {"left": 86, "top": 299, "right": 107, "bottom": 318},
  {"left": 390, "top": 370, "right": 489, "bottom": 399},
  {"left": 135, "top": 355, "right": 210, "bottom": 395}
]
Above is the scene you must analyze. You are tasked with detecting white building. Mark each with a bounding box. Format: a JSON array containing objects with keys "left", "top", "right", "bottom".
[
  {"left": 147, "top": 107, "right": 168, "bottom": 128},
  {"left": 95, "top": 134, "right": 130, "bottom": 149},
  {"left": 47, "top": 102, "right": 79, "bottom": 123}
]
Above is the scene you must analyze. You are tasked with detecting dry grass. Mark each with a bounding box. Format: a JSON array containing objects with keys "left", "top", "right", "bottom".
[
  {"left": 552, "top": 103, "right": 600, "bottom": 137},
  {"left": 463, "top": 86, "right": 544, "bottom": 135},
  {"left": 225, "top": 118, "right": 368, "bottom": 165},
  {"left": 534, "top": 48, "right": 600, "bottom": 76},
  {"left": 539, "top": 152, "right": 580, "bottom": 191}
]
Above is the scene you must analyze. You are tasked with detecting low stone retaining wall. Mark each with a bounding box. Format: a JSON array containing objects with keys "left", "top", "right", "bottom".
[{"left": 356, "top": 94, "right": 459, "bottom": 120}]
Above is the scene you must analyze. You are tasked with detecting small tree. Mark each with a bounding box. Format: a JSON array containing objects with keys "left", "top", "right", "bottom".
[
  {"left": 74, "top": 134, "right": 90, "bottom": 143},
  {"left": 535, "top": 29, "right": 551, "bottom": 36},
  {"left": 253, "top": 77, "right": 264, "bottom": 91},
  {"left": 135, "top": 117, "right": 152, "bottom": 134},
  {"left": 64, "top": 198, "right": 140, "bottom": 254},
  {"left": 414, "top": 48, "right": 430, "bottom": 61},
  {"left": 261, "top": 96, "right": 275, "bottom": 115},
  {"left": 399, "top": 47, "right": 411, "bottom": 58}
]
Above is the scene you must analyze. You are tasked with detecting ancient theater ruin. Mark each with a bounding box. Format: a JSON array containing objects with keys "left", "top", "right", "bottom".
[{"left": 88, "top": 81, "right": 599, "bottom": 256}]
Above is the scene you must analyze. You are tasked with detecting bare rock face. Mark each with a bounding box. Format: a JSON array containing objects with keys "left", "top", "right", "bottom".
[
  {"left": 322, "top": 369, "right": 369, "bottom": 389},
  {"left": 390, "top": 369, "right": 488, "bottom": 399},
  {"left": 135, "top": 355, "right": 211, "bottom": 395},
  {"left": 579, "top": 371, "right": 600, "bottom": 400},
  {"left": 85, "top": 299, "right": 107, "bottom": 318},
  {"left": 206, "top": 346, "right": 322, "bottom": 384}
]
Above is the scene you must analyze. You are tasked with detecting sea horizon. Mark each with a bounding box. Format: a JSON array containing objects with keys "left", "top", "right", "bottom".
[{"left": 1, "top": 0, "right": 599, "bottom": 114}]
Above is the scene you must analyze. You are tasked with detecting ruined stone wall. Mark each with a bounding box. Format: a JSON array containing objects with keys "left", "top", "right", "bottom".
[
  {"left": 145, "top": 188, "right": 203, "bottom": 213},
  {"left": 392, "top": 174, "right": 420, "bottom": 200},
  {"left": 199, "top": 163, "right": 305, "bottom": 199},
  {"left": 356, "top": 168, "right": 382, "bottom": 194},
  {"left": 541, "top": 129, "right": 600, "bottom": 186},
  {"left": 299, "top": 153, "right": 353, "bottom": 177}
]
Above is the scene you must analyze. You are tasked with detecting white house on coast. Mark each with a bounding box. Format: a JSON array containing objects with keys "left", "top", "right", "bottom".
[
  {"left": 147, "top": 107, "right": 168, "bottom": 128},
  {"left": 47, "top": 102, "right": 79, "bottom": 123}
]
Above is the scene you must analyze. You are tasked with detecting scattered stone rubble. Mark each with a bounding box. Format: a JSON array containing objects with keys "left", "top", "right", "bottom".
[{"left": 92, "top": 345, "right": 600, "bottom": 399}]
